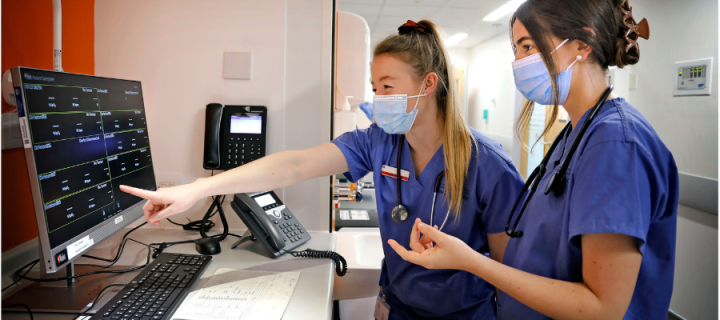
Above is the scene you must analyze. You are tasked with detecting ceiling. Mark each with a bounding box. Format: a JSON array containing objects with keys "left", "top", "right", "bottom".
[{"left": 338, "top": 0, "right": 514, "bottom": 49}]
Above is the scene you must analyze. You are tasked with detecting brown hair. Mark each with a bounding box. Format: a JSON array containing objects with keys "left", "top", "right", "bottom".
[
  {"left": 374, "top": 20, "right": 475, "bottom": 218},
  {"left": 512, "top": 0, "right": 645, "bottom": 149}
]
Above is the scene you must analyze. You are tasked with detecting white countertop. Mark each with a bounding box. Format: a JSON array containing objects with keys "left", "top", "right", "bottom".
[{"left": 2, "top": 228, "right": 336, "bottom": 320}]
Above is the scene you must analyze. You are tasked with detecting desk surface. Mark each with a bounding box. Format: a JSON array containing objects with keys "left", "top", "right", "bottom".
[{"left": 2, "top": 228, "right": 336, "bottom": 320}]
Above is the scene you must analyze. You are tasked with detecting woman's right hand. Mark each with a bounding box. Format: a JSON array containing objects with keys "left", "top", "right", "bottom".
[{"left": 119, "top": 184, "right": 202, "bottom": 225}]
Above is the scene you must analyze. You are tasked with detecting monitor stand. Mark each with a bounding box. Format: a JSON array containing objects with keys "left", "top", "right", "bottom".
[{"left": 3, "top": 255, "right": 141, "bottom": 314}]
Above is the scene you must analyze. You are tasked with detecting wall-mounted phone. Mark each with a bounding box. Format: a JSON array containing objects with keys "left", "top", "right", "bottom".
[
  {"left": 230, "top": 191, "right": 311, "bottom": 257},
  {"left": 203, "top": 104, "right": 267, "bottom": 170}
]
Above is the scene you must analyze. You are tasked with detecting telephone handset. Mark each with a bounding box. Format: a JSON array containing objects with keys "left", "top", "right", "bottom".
[
  {"left": 230, "top": 191, "right": 348, "bottom": 276},
  {"left": 203, "top": 103, "right": 267, "bottom": 170},
  {"left": 230, "top": 191, "right": 311, "bottom": 257}
]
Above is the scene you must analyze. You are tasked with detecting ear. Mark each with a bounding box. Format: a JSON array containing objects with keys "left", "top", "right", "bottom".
[
  {"left": 577, "top": 27, "right": 596, "bottom": 61},
  {"left": 423, "top": 72, "right": 439, "bottom": 95}
]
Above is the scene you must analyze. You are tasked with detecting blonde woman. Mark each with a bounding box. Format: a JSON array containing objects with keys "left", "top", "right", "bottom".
[{"left": 122, "top": 20, "right": 523, "bottom": 319}]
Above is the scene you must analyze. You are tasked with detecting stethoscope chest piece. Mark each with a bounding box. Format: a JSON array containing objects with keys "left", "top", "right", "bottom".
[{"left": 391, "top": 204, "right": 409, "bottom": 223}]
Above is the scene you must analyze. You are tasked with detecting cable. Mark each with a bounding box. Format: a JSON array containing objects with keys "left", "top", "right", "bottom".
[
  {"left": 199, "top": 195, "right": 229, "bottom": 241},
  {"left": 72, "top": 283, "right": 127, "bottom": 320},
  {"left": 166, "top": 217, "right": 215, "bottom": 232},
  {"left": 227, "top": 233, "right": 244, "bottom": 239},
  {"left": 1, "top": 260, "right": 38, "bottom": 292},
  {"left": 16, "top": 244, "right": 153, "bottom": 282},
  {"left": 166, "top": 195, "right": 225, "bottom": 233},
  {"left": 290, "top": 249, "right": 348, "bottom": 277},
  {"left": 7, "top": 200, "right": 239, "bottom": 284},
  {"left": 80, "top": 222, "right": 147, "bottom": 263},
  {"left": 1, "top": 304, "right": 33, "bottom": 320},
  {"left": 150, "top": 232, "right": 242, "bottom": 255},
  {"left": 75, "top": 238, "right": 163, "bottom": 268}
]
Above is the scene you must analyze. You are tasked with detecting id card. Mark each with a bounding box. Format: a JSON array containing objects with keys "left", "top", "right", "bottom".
[
  {"left": 373, "top": 296, "right": 391, "bottom": 320},
  {"left": 381, "top": 165, "right": 409, "bottom": 181}
]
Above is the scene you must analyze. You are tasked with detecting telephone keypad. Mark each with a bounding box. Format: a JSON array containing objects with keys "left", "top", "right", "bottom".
[
  {"left": 273, "top": 216, "right": 308, "bottom": 245},
  {"left": 225, "top": 136, "right": 265, "bottom": 169}
]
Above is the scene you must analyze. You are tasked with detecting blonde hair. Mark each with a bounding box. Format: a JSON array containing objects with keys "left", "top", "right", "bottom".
[{"left": 374, "top": 20, "right": 475, "bottom": 218}]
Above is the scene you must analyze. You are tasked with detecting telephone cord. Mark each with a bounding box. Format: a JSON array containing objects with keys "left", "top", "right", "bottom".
[{"left": 289, "top": 249, "right": 347, "bottom": 277}]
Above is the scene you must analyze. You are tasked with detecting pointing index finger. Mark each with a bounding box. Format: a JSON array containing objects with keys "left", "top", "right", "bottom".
[{"left": 120, "top": 185, "right": 162, "bottom": 202}]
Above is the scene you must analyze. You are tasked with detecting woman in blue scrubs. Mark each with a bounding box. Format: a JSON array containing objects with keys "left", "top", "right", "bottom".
[
  {"left": 121, "top": 20, "right": 524, "bottom": 319},
  {"left": 390, "top": 1, "right": 679, "bottom": 319}
]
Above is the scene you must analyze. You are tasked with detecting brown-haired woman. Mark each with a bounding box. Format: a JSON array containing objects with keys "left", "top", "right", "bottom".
[
  {"left": 121, "top": 20, "right": 525, "bottom": 318},
  {"left": 389, "top": 1, "right": 678, "bottom": 319}
]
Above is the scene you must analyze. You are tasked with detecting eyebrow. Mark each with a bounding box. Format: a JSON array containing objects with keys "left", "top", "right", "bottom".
[
  {"left": 371, "top": 75, "right": 394, "bottom": 84},
  {"left": 516, "top": 36, "right": 531, "bottom": 45}
]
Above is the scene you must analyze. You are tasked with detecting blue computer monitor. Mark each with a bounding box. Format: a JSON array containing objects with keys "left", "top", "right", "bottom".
[{"left": 11, "top": 67, "right": 157, "bottom": 273}]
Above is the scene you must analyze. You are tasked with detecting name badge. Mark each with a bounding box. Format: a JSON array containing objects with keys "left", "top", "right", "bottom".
[
  {"left": 381, "top": 165, "right": 409, "bottom": 181},
  {"left": 374, "top": 296, "right": 390, "bottom": 320}
]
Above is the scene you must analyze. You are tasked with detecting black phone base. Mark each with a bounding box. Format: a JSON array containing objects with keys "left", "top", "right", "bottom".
[{"left": 231, "top": 229, "right": 257, "bottom": 249}]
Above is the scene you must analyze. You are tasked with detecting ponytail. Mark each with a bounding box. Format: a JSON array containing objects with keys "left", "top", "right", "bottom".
[{"left": 374, "top": 20, "right": 476, "bottom": 218}]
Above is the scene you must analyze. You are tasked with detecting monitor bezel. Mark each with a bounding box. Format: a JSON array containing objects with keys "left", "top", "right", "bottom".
[{"left": 11, "top": 66, "right": 157, "bottom": 273}]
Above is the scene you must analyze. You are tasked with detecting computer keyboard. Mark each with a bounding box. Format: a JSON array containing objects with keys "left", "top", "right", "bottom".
[{"left": 89, "top": 253, "right": 211, "bottom": 320}]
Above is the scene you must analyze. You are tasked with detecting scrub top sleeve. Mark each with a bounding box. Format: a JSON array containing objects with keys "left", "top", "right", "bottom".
[
  {"left": 331, "top": 127, "right": 376, "bottom": 182},
  {"left": 567, "top": 141, "right": 656, "bottom": 253},
  {"left": 480, "top": 165, "right": 525, "bottom": 234}
]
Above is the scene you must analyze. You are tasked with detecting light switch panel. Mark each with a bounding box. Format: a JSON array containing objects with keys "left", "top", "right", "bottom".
[
  {"left": 224, "top": 52, "right": 252, "bottom": 80},
  {"left": 674, "top": 57, "right": 713, "bottom": 96}
]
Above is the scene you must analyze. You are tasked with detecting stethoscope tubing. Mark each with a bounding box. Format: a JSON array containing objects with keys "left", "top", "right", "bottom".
[
  {"left": 395, "top": 135, "right": 450, "bottom": 231},
  {"left": 430, "top": 191, "right": 451, "bottom": 231},
  {"left": 505, "top": 85, "right": 614, "bottom": 238}
]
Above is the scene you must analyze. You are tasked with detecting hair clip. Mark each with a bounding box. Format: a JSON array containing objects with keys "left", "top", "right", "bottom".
[
  {"left": 621, "top": 4, "right": 650, "bottom": 53},
  {"left": 398, "top": 20, "right": 428, "bottom": 35}
]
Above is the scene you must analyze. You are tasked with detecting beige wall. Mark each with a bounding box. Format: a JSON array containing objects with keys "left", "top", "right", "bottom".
[{"left": 95, "top": 0, "right": 333, "bottom": 231}]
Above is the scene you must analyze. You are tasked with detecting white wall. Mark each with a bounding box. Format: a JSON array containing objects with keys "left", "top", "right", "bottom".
[
  {"left": 448, "top": 47, "right": 470, "bottom": 68},
  {"left": 628, "top": 0, "right": 718, "bottom": 319},
  {"left": 95, "top": 0, "right": 333, "bottom": 231},
  {"left": 630, "top": 0, "right": 718, "bottom": 180},
  {"left": 466, "top": 34, "right": 519, "bottom": 157}
]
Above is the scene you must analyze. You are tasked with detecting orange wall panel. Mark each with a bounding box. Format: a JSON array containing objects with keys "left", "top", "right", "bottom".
[{"left": 2, "top": 0, "right": 95, "bottom": 252}]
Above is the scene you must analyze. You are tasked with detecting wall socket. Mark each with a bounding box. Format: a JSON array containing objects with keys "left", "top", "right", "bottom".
[{"left": 156, "top": 173, "right": 183, "bottom": 189}]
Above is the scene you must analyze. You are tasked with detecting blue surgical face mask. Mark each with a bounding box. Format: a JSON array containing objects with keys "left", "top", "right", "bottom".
[
  {"left": 373, "top": 80, "right": 427, "bottom": 135},
  {"left": 512, "top": 39, "right": 581, "bottom": 105}
]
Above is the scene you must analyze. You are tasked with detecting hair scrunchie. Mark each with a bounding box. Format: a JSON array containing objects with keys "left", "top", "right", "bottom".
[{"left": 398, "top": 20, "right": 429, "bottom": 35}]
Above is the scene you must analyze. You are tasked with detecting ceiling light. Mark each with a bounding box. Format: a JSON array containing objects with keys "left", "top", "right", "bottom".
[
  {"left": 483, "top": 0, "right": 526, "bottom": 22},
  {"left": 445, "top": 33, "right": 468, "bottom": 47}
]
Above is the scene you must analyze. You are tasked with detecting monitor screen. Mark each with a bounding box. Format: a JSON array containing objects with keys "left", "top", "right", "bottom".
[
  {"left": 230, "top": 115, "right": 262, "bottom": 134},
  {"left": 18, "top": 68, "right": 157, "bottom": 251}
]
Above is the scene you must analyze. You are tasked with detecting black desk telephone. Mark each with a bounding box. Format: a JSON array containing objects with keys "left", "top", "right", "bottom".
[
  {"left": 230, "top": 191, "right": 311, "bottom": 257},
  {"left": 230, "top": 191, "right": 348, "bottom": 276},
  {"left": 203, "top": 103, "right": 267, "bottom": 170}
]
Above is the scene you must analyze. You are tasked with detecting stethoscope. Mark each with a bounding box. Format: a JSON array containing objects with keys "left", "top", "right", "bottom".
[
  {"left": 505, "top": 85, "right": 614, "bottom": 238},
  {"left": 391, "top": 135, "right": 451, "bottom": 231}
]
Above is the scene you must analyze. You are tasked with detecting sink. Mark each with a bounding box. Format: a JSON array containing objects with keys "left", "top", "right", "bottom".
[
  {"left": 354, "top": 233, "right": 383, "bottom": 268},
  {"left": 333, "top": 230, "right": 383, "bottom": 300}
]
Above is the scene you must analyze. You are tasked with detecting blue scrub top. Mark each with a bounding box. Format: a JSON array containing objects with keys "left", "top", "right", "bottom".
[
  {"left": 498, "top": 98, "right": 679, "bottom": 320},
  {"left": 333, "top": 124, "right": 524, "bottom": 319}
]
